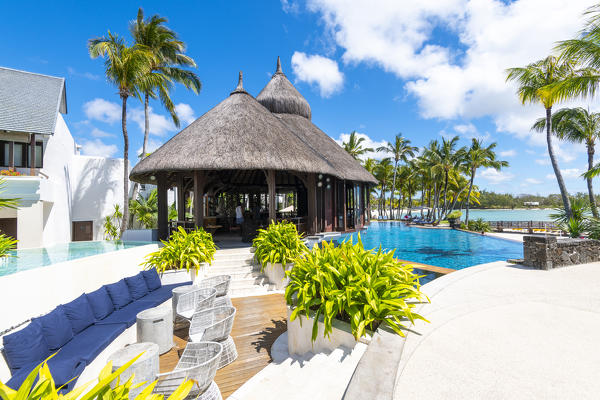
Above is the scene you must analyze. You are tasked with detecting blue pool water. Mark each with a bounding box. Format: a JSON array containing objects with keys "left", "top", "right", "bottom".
[
  {"left": 0, "top": 241, "right": 153, "bottom": 277},
  {"left": 343, "top": 222, "right": 523, "bottom": 270}
]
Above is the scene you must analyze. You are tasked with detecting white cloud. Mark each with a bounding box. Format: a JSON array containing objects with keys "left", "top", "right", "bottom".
[
  {"left": 130, "top": 103, "right": 196, "bottom": 136},
  {"left": 79, "top": 139, "right": 118, "bottom": 158},
  {"left": 306, "top": 0, "right": 598, "bottom": 143},
  {"left": 281, "top": 0, "right": 299, "bottom": 14},
  {"left": 136, "top": 139, "right": 163, "bottom": 159},
  {"left": 175, "top": 103, "right": 196, "bottom": 126},
  {"left": 535, "top": 158, "right": 550, "bottom": 166},
  {"left": 524, "top": 178, "right": 542, "bottom": 185},
  {"left": 83, "top": 98, "right": 121, "bottom": 124},
  {"left": 67, "top": 67, "right": 99, "bottom": 80},
  {"left": 90, "top": 128, "right": 115, "bottom": 138},
  {"left": 334, "top": 131, "right": 387, "bottom": 160},
  {"left": 545, "top": 168, "right": 583, "bottom": 179},
  {"left": 479, "top": 167, "right": 514, "bottom": 184},
  {"left": 291, "top": 52, "right": 344, "bottom": 97},
  {"left": 452, "top": 123, "right": 490, "bottom": 141},
  {"left": 499, "top": 149, "right": 516, "bottom": 157}
]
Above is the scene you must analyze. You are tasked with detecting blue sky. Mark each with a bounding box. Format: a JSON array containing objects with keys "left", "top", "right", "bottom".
[{"left": 1, "top": 0, "right": 599, "bottom": 195}]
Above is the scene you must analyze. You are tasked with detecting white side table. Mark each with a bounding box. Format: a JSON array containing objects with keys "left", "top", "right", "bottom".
[
  {"left": 137, "top": 306, "right": 173, "bottom": 354},
  {"left": 108, "top": 342, "right": 159, "bottom": 399}
]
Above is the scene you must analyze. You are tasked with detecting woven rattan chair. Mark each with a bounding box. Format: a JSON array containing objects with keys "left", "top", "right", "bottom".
[
  {"left": 213, "top": 295, "right": 233, "bottom": 308},
  {"left": 197, "top": 275, "right": 231, "bottom": 297},
  {"left": 176, "top": 287, "right": 217, "bottom": 321},
  {"left": 189, "top": 306, "right": 237, "bottom": 369},
  {"left": 154, "top": 341, "right": 222, "bottom": 400}
]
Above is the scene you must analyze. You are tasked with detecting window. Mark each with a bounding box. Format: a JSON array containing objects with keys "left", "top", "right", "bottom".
[
  {"left": 34, "top": 142, "right": 43, "bottom": 168},
  {"left": 0, "top": 140, "right": 43, "bottom": 168},
  {"left": 13, "top": 143, "right": 25, "bottom": 167}
]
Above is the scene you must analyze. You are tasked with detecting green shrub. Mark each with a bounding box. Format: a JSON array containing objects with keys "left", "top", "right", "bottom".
[
  {"left": 446, "top": 210, "right": 462, "bottom": 219},
  {"left": 103, "top": 204, "right": 123, "bottom": 240},
  {"left": 285, "top": 236, "right": 429, "bottom": 341},
  {"left": 459, "top": 223, "right": 467, "bottom": 230},
  {"left": 0, "top": 353, "right": 192, "bottom": 399},
  {"left": 467, "top": 218, "right": 491, "bottom": 232},
  {"left": 253, "top": 221, "right": 308, "bottom": 270},
  {"left": 144, "top": 227, "right": 217, "bottom": 274},
  {"left": 0, "top": 234, "right": 16, "bottom": 258}
]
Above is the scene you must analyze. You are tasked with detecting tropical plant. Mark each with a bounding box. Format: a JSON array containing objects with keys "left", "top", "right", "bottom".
[
  {"left": 0, "top": 234, "right": 17, "bottom": 258},
  {"left": 464, "top": 139, "right": 508, "bottom": 224},
  {"left": 103, "top": 204, "right": 123, "bottom": 240},
  {"left": 588, "top": 218, "right": 600, "bottom": 239},
  {"left": 550, "top": 197, "right": 591, "bottom": 238},
  {"left": 129, "top": 8, "right": 201, "bottom": 202},
  {"left": 446, "top": 210, "right": 462, "bottom": 220},
  {"left": 0, "top": 178, "right": 19, "bottom": 210},
  {"left": 342, "top": 131, "right": 374, "bottom": 160},
  {"left": 467, "top": 218, "right": 491, "bottom": 233},
  {"left": 144, "top": 227, "right": 216, "bottom": 274},
  {"left": 532, "top": 107, "right": 600, "bottom": 217},
  {"left": 0, "top": 353, "right": 193, "bottom": 400},
  {"left": 377, "top": 134, "right": 417, "bottom": 219},
  {"left": 285, "top": 236, "right": 429, "bottom": 341},
  {"left": 506, "top": 55, "right": 574, "bottom": 218},
  {"left": 253, "top": 221, "right": 308, "bottom": 270},
  {"left": 88, "top": 32, "right": 156, "bottom": 236},
  {"left": 130, "top": 189, "right": 158, "bottom": 229},
  {"left": 374, "top": 158, "right": 393, "bottom": 218}
]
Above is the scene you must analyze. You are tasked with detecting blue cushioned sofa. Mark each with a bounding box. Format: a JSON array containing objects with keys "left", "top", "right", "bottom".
[{"left": 1, "top": 268, "right": 190, "bottom": 392}]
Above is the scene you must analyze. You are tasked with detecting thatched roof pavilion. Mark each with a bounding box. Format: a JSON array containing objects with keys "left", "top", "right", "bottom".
[{"left": 130, "top": 59, "right": 376, "bottom": 240}]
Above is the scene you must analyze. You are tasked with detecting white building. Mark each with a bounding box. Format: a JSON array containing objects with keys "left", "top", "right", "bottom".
[{"left": 0, "top": 67, "right": 125, "bottom": 248}]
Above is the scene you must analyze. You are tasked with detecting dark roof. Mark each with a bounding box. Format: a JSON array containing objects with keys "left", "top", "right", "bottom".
[{"left": 0, "top": 67, "right": 67, "bottom": 135}]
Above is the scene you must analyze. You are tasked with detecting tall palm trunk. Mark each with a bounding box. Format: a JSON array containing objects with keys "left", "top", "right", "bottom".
[
  {"left": 546, "top": 107, "right": 572, "bottom": 218},
  {"left": 390, "top": 161, "right": 398, "bottom": 219},
  {"left": 465, "top": 167, "right": 476, "bottom": 225},
  {"left": 131, "top": 92, "right": 150, "bottom": 203},
  {"left": 120, "top": 95, "right": 130, "bottom": 236},
  {"left": 439, "top": 171, "right": 449, "bottom": 221},
  {"left": 586, "top": 140, "right": 598, "bottom": 218}
]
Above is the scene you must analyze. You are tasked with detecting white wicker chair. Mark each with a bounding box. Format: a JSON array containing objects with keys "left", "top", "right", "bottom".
[
  {"left": 176, "top": 287, "right": 217, "bottom": 321},
  {"left": 189, "top": 306, "right": 237, "bottom": 369},
  {"left": 197, "top": 275, "right": 231, "bottom": 297},
  {"left": 213, "top": 295, "right": 233, "bottom": 308},
  {"left": 154, "top": 341, "right": 222, "bottom": 400}
]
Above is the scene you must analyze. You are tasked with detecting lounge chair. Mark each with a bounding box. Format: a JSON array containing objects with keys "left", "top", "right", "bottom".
[
  {"left": 189, "top": 306, "right": 237, "bottom": 369},
  {"left": 175, "top": 288, "right": 217, "bottom": 321}
]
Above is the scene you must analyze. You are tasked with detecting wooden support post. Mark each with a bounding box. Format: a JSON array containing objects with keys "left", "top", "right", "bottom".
[
  {"left": 8, "top": 142, "right": 14, "bottom": 170},
  {"left": 157, "top": 174, "right": 169, "bottom": 240},
  {"left": 266, "top": 170, "right": 276, "bottom": 223},
  {"left": 306, "top": 174, "right": 317, "bottom": 234},
  {"left": 29, "top": 134, "right": 36, "bottom": 176},
  {"left": 194, "top": 170, "right": 205, "bottom": 228},
  {"left": 342, "top": 180, "right": 347, "bottom": 232},
  {"left": 177, "top": 174, "right": 186, "bottom": 221}
]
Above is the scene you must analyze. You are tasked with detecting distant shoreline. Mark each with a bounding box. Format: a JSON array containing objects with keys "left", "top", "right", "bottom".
[{"left": 465, "top": 208, "right": 552, "bottom": 211}]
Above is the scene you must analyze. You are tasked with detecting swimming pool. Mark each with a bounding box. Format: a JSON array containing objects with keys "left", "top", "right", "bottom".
[
  {"left": 0, "top": 241, "right": 154, "bottom": 277},
  {"left": 343, "top": 222, "right": 523, "bottom": 270}
]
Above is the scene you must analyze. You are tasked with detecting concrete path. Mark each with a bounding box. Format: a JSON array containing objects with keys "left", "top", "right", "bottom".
[{"left": 394, "top": 261, "right": 600, "bottom": 399}]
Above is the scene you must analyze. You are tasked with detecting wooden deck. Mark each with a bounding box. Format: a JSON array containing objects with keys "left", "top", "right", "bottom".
[{"left": 159, "top": 294, "right": 288, "bottom": 399}]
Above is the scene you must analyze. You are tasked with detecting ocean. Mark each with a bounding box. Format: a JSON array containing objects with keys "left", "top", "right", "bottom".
[{"left": 460, "top": 209, "right": 554, "bottom": 221}]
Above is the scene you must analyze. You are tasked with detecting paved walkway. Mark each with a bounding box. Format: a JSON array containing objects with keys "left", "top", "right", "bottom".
[{"left": 394, "top": 261, "right": 600, "bottom": 399}]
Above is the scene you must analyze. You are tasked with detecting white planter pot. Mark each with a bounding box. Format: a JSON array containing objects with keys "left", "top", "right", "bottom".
[
  {"left": 159, "top": 268, "right": 198, "bottom": 285},
  {"left": 265, "top": 262, "right": 291, "bottom": 290},
  {"left": 286, "top": 306, "right": 371, "bottom": 356}
]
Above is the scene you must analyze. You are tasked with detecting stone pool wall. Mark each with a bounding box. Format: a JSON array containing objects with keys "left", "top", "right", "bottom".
[{"left": 523, "top": 235, "right": 600, "bottom": 270}]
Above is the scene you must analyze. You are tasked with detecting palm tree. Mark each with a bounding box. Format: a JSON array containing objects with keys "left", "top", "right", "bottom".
[
  {"left": 130, "top": 8, "right": 202, "bottom": 202},
  {"left": 342, "top": 131, "right": 374, "bottom": 160},
  {"left": 377, "top": 134, "right": 417, "bottom": 219},
  {"left": 89, "top": 32, "right": 156, "bottom": 236},
  {"left": 464, "top": 139, "right": 508, "bottom": 224},
  {"left": 506, "top": 56, "right": 574, "bottom": 218},
  {"left": 374, "top": 158, "right": 393, "bottom": 218},
  {"left": 430, "top": 136, "right": 466, "bottom": 221},
  {"left": 532, "top": 107, "right": 600, "bottom": 217}
]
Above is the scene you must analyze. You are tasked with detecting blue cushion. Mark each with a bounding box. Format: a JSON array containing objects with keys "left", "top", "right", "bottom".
[
  {"left": 124, "top": 273, "right": 149, "bottom": 300},
  {"left": 59, "top": 323, "right": 126, "bottom": 363},
  {"left": 94, "top": 300, "right": 156, "bottom": 328},
  {"left": 142, "top": 268, "right": 162, "bottom": 291},
  {"left": 63, "top": 294, "right": 95, "bottom": 334},
  {"left": 2, "top": 319, "right": 50, "bottom": 373},
  {"left": 6, "top": 353, "right": 86, "bottom": 392},
  {"left": 105, "top": 280, "right": 132, "bottom": 309},
  {"left": 36, "top": 307, "right": 74, "bottom": 351},
  {"left": 141, "top": 282, "right": 193, "bottom": 307},
  {"left": 86, "top": 286, "right": 114, "bottom": 320}
]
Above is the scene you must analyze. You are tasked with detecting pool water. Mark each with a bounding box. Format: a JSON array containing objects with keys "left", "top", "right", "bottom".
[
  {"left": 0, "top": 241, "right": 154, "bottom": 277},
  {"left": 342, "top": 222, "right": 523, "bottom": 270}
]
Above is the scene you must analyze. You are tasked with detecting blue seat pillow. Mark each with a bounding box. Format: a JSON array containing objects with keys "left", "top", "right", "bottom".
[
  {"left": 86, "top": 286, "right": 114, "bottom": 320},
  {"left": 63, "top": 294, "right": 95, "bottom": 334},
  {"left": 2, "top": 319, "right": 50, "bottom": 373},
  {"left": 124, "top": 273, "right": 149, "bottom": 300},
  {"left": 36, "top": 306, "right": 74, "bottom": 351},
  {"left": 5, "top": 353, "right": 86, "bottom": 393},
  {"left": 142, "top": 268, "right": 162, "bottom": 291},
  {"left": 59, "top": 323, "right": 126, "bottom": 363},
  {"left": 105, "top": 279, "right": 132, "bottom": 309}
]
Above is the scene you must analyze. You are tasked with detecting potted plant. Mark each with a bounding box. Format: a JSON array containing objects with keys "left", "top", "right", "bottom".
[
  {"left": 252, "top": 221, "right": 308, "bottom": 290},
  {"left": 285, "top": 236, "right": 429, "bottom": 355},
  {"left": 143, "top": 227, "right": 217, "bottom": 284},
  {"left": 446, "top": 210, "right": 462, "bottom": 228},
  {"left": 467, "top": 218, "right": 491, "bottom": 234}
]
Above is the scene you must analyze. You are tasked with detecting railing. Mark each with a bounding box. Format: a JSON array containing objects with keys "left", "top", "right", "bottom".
[{"left": 488, "top": 220, "right": 559, "bottom": 232}]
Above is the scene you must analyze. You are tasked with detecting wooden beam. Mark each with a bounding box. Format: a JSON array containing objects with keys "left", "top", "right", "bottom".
[
  {"left": 306, "top": 173, "right": 317, "bottom": 234},
  {"left": 29, "top": 134, "right": 36, "bottom": 176},
  {"left": 342, "top": 180, "right": 347, "bottom": 231},
  {"left": 157, "top": 174, "right": 169, "bottom": 240},
  {"left": 193, "top": 170, "right": 205, "bottom": 228},
  {"left": 177, "top": 174, "right": 186, "bottom": 221},
  {"left": 265, "top": 170, "right": 276, "bottom": 223},
  {"left": 8, "top": 142, "right": 13, "bottom": 170}
]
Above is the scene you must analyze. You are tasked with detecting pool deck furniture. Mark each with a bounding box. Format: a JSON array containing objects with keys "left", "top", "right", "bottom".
[
  {"left": 189, "top": 306, "right": 237, "bottom": 369},
  {"left": 108, "top": 342, "right": 159, "bottom": 399},
  {"left": 175, "top": 287, "right": 217, "bottom": 321},
  {"left": 155, "top": 341, "right": 223, "bottom": 400},
  {"left": 197, "top": 275, "right": 232, "bottom": 297},
  {"left": 136, "top": 306, "right": 173, "bottom": 355},
  {"left": 161, "top": 293, "right": 287, "bottom": 398}
]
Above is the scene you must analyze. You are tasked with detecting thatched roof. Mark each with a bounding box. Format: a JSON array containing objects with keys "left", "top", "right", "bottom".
[
  {"left": 256, "top": 57, "right": 312, "bottom": 120},
  {"left": 130, "top": 72, "right": 337, "bottom": 183}
]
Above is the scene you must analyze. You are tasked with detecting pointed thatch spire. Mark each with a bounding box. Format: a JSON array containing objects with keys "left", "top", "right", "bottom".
[
  {"left": 230, "top": 71, "right": 247, "bottom": 95},
  {"left": 276, "top": 56, "right": 283, "bottom": 74}
]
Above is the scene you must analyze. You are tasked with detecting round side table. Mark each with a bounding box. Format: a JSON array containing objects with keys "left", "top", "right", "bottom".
[
  {"left": 108, "top": 342, "right": 159, "bottom": 399},
  {"left": 137, "top": 306, "right": 173, "bottom": 355},
  {"left": 172, "top": 284, "right": 196, "bottom": 322}
]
